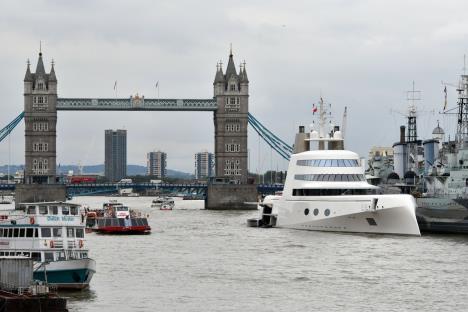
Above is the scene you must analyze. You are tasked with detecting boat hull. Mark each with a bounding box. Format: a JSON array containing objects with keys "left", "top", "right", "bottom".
[
  {"left": 94, "top": 225, "right": 151, "bottom": 234},
  {"left": 416, "top": 197, "right": 468, "bottom": 234},
  {"left": 271, "top": 194, "right": 420, "bottom": 236},
  {"left": 34, "top": 258, "right": 96, "bottom": 290}
]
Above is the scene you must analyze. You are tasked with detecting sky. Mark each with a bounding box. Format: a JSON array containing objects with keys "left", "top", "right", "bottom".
[{"left": 1, "top": 0, "right": 468, "bottom": 174}]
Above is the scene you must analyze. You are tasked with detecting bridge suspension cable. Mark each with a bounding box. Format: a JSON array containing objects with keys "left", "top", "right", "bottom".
[
  {"left": 0, "top": 112, "right": 24, "bottom": 143},
  {"left": 247, "top": 113, "right": 293, "bottom": 161}
]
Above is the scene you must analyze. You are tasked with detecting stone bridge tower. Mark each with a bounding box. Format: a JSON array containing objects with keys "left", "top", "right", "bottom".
[
  {"left": 23, "top": 52, "right": 58, "bottom": 184},
  {"left": 213, "top": 50, "right": 249, "bottom": 183}
]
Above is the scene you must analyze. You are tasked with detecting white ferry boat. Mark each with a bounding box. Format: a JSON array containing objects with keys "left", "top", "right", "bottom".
[
  {"left": 250, "top": 99, "right": 420, "bottom": 235},
  {"left": 0, "top": 202, "right": 96, "bottom": 289}
]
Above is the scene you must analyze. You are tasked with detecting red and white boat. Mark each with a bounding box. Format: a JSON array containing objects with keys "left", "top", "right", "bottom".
[{"left": 86, "top": 200, "right": 151, "bottom": 234}]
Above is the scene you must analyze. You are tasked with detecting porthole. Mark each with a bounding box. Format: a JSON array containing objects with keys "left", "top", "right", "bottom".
[
  {"left": 304, "top": 209, "right": 309, "bottom": 215},
  {"left": 324, "top": 209, "right": 330, "bottom": 216},
  {"left": 313, "top": 208, "right": 319, "bottom": 216}
]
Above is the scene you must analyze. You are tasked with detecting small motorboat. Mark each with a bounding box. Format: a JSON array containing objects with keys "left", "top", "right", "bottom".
[{"left": 151, "top": 197, "right": 175, "bottom": 210}]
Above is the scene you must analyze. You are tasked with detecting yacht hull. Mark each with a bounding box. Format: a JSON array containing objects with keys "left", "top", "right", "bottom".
[{"left": 272, "top": 195, "right": 421, "bottom": 236}]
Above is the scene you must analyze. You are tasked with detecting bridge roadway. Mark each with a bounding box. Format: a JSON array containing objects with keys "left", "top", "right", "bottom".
[
  {"left": 0, "top": 183, "right": 284, "bottom": 196},
  {"left": 56, "top": 98, "right": 218, "bottom": 111}
]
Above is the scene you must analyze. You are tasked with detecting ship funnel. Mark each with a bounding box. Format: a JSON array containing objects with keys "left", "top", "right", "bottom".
[{"left": 400, "top": 126, "right": 406, "bottom": 143}]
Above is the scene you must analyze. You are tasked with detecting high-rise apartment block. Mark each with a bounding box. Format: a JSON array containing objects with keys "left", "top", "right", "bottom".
[
  {"left": 194, "top": 151, "right": 214, "bottom": 180},
  {"left": 147, "top": 151, "right": 167, "bottom": 178},
  {"left": 105, "top": 129, "right": 127, "bottom": 182}
]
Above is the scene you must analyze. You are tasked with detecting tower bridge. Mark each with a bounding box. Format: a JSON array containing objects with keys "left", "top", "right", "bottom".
[{"left": 1, "top": 49, "right": 292, "bottom": 209}]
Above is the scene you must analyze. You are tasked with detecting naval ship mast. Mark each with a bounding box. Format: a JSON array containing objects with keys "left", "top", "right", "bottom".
[
  {"left": 406, "top": 81, "right": 421, "bottom": 173},
  {"left": 455, "top": 74, "right": 468, "bottom": 145}
]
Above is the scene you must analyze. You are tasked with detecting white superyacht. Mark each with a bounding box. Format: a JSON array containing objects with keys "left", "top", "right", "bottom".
[{"left": 251, "top": 99, "right": 420, "bottom": 235}]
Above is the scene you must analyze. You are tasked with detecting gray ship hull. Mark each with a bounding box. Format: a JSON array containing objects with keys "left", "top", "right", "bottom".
[{"left": 416, "top": 197, "right": 468, "bottom": 233}]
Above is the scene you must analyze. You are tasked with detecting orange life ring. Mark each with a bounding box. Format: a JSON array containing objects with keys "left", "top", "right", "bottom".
[
  {"left": 49, "top": 241, "right": 54, "bottom": 248},
  {"left": 79, "top": 240, "right": 84, "bottom": 248},
  {"left": 29, "top": 217, "right": 35, "bottom": 225}
]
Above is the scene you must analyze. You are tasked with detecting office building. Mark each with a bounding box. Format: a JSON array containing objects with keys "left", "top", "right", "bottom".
[{"left": 105, "top": 129, "right": 127, "bottom": 182}]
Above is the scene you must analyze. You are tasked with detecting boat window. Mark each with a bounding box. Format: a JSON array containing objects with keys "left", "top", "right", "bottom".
[
  {"left": 295, "top": 174, "right": 366, "bottom": 182},
  {"left": 62, "top": 206, "right": 70, "bottom": 215},
  {"left": 0, "top": 229, "right": 3, "bottom": 237},
  {"left": 34, "top": 228, "right": 38, "bottom": 238},
  {"left": 7, "top": 228, "right": 13, "bottom": 237},
  {"left": 39, "top": 206, "right": 48, "bottom": 215},
  {"left": 67, "top": 228, "right": 74, "bottom": 238},
  {"left": 44, "top": 252, "right": 54, "bottom": 262},
  {"left": 58, "top": 252, "right": 66, "bottom": 261},
  {"left": 31, "top": 252, "right": 41, "bottom": 261},
  {"left": 53, "top": 228, "right": 62, "bottom": 237},
  {"left": 19, "top": 228, "right": 25, "bottom": 238},
  {"left": 297, "top": 159, "right": 359, "bottom": 167},
  {"left": 117, "top": 207, "right": 128, "bottom": 211},
  {"left": 26, "top": 228, "right": 34, "bottom": 237},
  {"left": 13, "top": 228, "right": 19, "bottom": 237},
  {"left": 82, "top": 252, "right": 88, "bottom": 258},
  {"left": 70, "top": 206, "right": 78, "bottom": 215},
  {"left": 50, "top": 206, "right": 58, "bottom": 215},
  {"left": 41, "top": 228, "right": 51, "bottom": 238},
  {"left": 292, "top": 188, "right": 371, "bottom": 196},
  {"left": 76, "top": 228, "right": 84, "bottom": 238},
  {"left": 27, "top": 206, "right": 36, "bottom": 214}
]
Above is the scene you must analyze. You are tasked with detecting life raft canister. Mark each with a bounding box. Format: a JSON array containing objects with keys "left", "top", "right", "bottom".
[{"left": 29, "top": 217, "right": 35, "bottom": 225}]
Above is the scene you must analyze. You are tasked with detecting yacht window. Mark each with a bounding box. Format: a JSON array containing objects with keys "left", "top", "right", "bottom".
[
  {"left": 331, "top": 160, "right": 338, "bottom": 167},
  {"left": 13, "top": 228, "right": 19, "bottom": 237},
  {"left": 34, "top": 228, "right": 38, "bottom": 237},
  {"left": 70, "top": 206, "right": 78, "bottom": 215},
  {"left": 41, "top": 228, "right": 51, "bottom": 238},
  {"left": 53, "top": 228, "right": 62, "bottom": 237},
  {"left": 313, "top": 208, "right": 319, "bottom": 216},
  {"left": 19, "top": 228, "right": 25, "bottom": 237},
  {"left": 27, "top": 206, "right": 36, "bottom": 214},
  {"left": 338, "top": 159, "right": 345, "bottom": 167},
  {"left": 58, "top": 252, "right": 66, "bottom": 260},
  {"left": 324, "top": 160, "right": 331, "bottom": 166},
  {"left": 67, "top": 228, "right": 74, "bottom": 238},
  {"left": 44, "top": 252, "right": 54, "bottom": 262},
  {"left": 0, "top": 229, "right": 3, "bottom": 237},
  {"left": 26, "top": 228, "right": 34, "bottom": 237},
  {"left": 50, "top": 206, "right": 58, "bottom": 215},
  {"left": 62, "top": 207, "right": 70, "bottom": 215},
  {"left": 7, "top": 229, "right": 13, "bottom": 237},
  {"left": 76, "top": 228, "right": 84, "bottom": 238},
  {"left": 325, "top": 209, "right": 331, "bottom": 216}
]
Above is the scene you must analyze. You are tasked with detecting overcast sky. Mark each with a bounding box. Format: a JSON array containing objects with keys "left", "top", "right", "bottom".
[{"left": 1, "top": 0, "right": 468, "bottom": 174}]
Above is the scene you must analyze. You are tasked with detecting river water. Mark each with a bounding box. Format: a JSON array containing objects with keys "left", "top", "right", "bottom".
[{"left": 61, "top": 196, "right": 468, "bottom": 312}]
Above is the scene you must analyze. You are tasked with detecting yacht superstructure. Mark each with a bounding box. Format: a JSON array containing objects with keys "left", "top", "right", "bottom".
[{"left": 250, "top": 98, "right": 421, "bottom": 235}]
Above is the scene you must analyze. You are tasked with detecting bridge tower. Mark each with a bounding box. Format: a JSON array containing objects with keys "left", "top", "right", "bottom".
[
  {"left": 213, "top": 49, "right": 249, "bottom": 183},
  {"left": 23, "top": 51, "right": 58, "bottom": 184}
]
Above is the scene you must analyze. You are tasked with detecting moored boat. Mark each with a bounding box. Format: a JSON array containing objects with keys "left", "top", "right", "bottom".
[
  {"left": 0, "top": 202, "right": 95, "bottom": 289},
  {"left": 151, "top": 197, "right": 175, "bottom": 210}
]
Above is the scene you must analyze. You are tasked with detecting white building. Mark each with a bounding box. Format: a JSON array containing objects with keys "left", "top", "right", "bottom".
[
  {"left": 147, "top": 151, "right": 167, "bottom": 178},
  {"left": 195, "top": 151, "right": 214, "bottom": 180}
]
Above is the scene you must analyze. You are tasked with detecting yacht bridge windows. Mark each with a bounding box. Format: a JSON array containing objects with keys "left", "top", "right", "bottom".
[
  {"left": 292, "top": 188, "right": 378, "bottom": 196},
  {"left": 296, "top": 159, "right": 359, "bottom": 167},
  {"left": 295, "top": 174, "right": 365, "bottom": 182}
]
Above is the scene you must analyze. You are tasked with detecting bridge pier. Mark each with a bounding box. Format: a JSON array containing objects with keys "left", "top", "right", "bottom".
[
  {"left": 205, "top": 184, "right": 257, "bottom": 210},
  {"left": 15, "top": 184, "right": 66, "bottom": 208}
]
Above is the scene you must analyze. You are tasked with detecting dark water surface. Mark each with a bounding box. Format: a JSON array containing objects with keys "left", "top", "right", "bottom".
[{"left": 65, "top": 197, "right": 468, "bottom": 312}]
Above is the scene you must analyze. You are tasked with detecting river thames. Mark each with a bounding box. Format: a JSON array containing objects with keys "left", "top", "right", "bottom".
[{"left": 61, "top": 196, "right": 468, "bottom": 312}]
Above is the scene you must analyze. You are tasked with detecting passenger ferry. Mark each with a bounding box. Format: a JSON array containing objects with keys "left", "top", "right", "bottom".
[
  {"left": 250, "top": 99, "right": 420, "bottom": 235},
  {"left": 86, "top": 200, "right": 151, "bottom": 234},
  {"left": 0, "top": 202, "right": 96, "bottom": 289}
]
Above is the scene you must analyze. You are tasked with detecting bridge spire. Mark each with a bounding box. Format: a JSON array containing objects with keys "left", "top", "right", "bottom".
[
  {"left": 35, "top": 50, "right": 46, "bottom": 76},
  {"left": 49, "top": 59, "right": 57, "bottom": 82},
  {"left": 225, "top": 47, "right": 237, "bottom": 80},
  {"left": 24, "top": 59, "right": 33, "bottom": 82}
]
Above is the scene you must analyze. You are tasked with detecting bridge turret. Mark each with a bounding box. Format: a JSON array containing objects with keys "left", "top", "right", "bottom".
[
  {"left": 213, "top": 63, "right": 225, "bottom": 95},
  {"left": 239, "top": 63, "right": 249, "bottom": 95},
  {"left": 23, "top": 51, "right": 58, "bottom": 185},
  {"left": 213, "top": 48, "right": 249, "bottom": 184}
]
